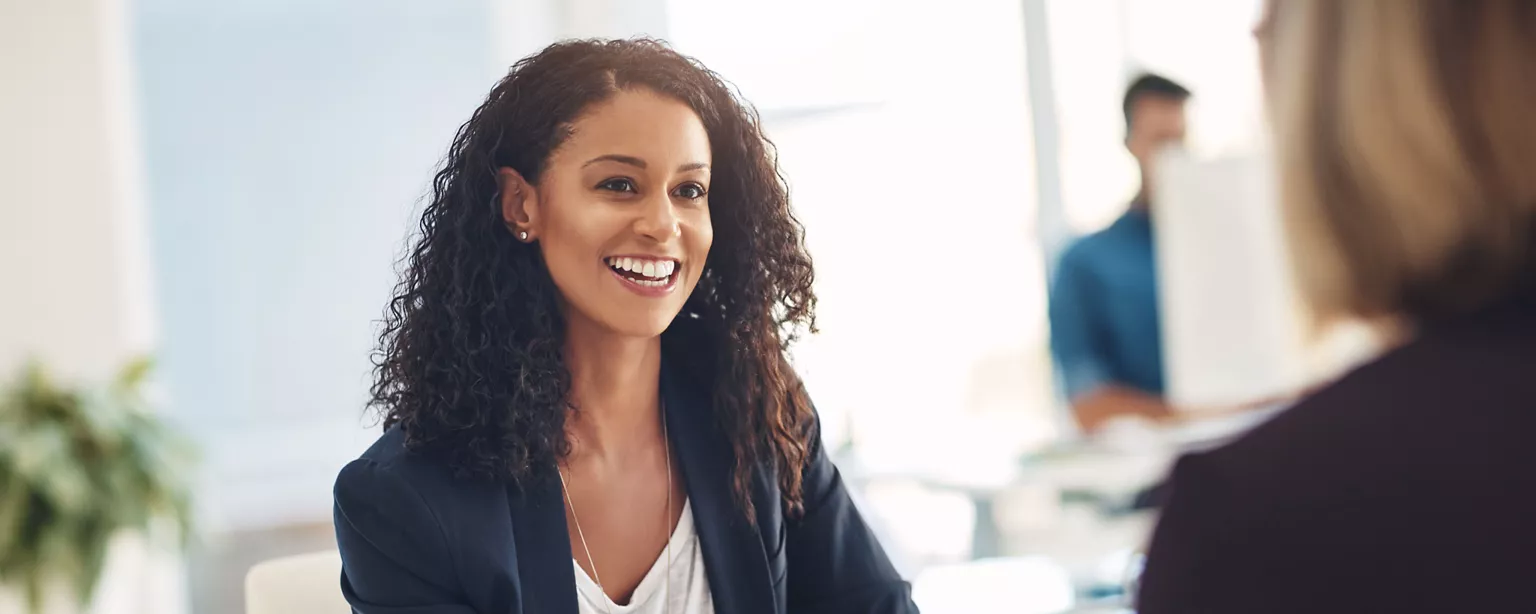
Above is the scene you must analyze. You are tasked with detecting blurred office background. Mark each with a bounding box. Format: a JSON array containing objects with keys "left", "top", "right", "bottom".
[{"left": 1, "top": 0, "right": 1359, "bottom": 612}]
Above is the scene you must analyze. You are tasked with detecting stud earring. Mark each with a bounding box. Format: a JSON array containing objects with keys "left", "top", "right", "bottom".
[{"left": 518, "top": 230, "right": 530, "bottom": 241}]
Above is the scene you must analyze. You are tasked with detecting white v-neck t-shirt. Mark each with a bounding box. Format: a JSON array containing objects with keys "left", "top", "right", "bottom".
[{"left": 573, "top": 499, "right": 715, "bottom": 614}]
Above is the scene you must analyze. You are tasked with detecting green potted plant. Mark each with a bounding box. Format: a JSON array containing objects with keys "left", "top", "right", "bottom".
[{"left": 0, "top": 358, "right": 195, "bottom": 613}]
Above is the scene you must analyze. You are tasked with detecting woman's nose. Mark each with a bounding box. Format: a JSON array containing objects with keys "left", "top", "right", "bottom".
[{"left": 635, "top": 193, "right": 682, "bottom": 241}]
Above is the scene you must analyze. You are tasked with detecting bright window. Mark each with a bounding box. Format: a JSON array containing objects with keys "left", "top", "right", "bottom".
[{"left": 669, "top": 0, "right": 1058, "bottom": 468}]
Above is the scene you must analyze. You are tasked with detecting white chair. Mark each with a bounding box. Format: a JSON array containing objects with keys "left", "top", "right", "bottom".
[
  {"left": 912, "top": 556, "right": 1077, "bottom": 614},
  {"left": 245, "top": 549, "right": 351, "bottom": 614}
]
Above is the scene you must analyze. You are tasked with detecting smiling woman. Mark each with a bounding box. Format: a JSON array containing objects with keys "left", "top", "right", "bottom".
[
  {"left": 332, "top": 39, "right": 917, "bottom": 614},
  {"left": 498, "top": 90, "right": 715, "bottom": 334}
]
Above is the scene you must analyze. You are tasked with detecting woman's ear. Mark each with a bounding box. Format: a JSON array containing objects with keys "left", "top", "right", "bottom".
[{"left": 498, "top": 167, "right": 538, "bottom": 241}]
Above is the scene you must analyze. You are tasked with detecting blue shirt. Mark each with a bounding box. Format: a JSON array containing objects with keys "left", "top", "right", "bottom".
[{"left": 1048, "top": 209, "right": 1165, "bottom": 399}]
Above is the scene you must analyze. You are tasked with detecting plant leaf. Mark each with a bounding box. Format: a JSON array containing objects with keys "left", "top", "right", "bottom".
[
  {"left": 0, "top": 357, "right": 197, "bottom": 610},
  {"left": 114, "top": 357, "right": 154, "bottom": 394}
]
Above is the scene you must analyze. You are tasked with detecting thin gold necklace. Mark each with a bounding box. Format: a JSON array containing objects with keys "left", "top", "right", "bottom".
[{"left": 559, "top": 410, "right": 673, "bottom": 614}]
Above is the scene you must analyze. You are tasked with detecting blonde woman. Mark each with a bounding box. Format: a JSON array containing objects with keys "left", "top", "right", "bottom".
[{"left": 1139, "top": 2, "right": 1536, "bottom": 612}]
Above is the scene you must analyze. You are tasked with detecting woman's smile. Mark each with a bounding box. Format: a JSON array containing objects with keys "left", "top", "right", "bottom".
[{"left": 604, "top": 255, "right": 681, "bottom": 297}]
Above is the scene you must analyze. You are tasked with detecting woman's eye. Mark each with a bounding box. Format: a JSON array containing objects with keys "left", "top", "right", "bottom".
[
  {"left": 673, "top": 183, "right": 707, "bottom": 200},
  {"left": 598, "top": 178, "right": 637, "bottom": 193}
]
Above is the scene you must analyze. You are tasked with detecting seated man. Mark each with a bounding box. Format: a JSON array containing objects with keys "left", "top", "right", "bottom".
[{"left": 1048, "top": 73, "right": 1189, "bottom": 434}]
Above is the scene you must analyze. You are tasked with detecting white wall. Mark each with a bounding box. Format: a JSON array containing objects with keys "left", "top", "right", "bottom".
[
  {"left": 0, "top": 2, "right": 183, "bottom": 612},
  {"left": 0, "top": 0, "right": 155, "bottom": 379},
  {"left": 132, "top": 0, "right": 504, "bottom": 531}
]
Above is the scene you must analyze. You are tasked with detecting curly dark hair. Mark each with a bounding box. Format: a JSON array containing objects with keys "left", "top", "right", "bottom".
[{"left": 369, "top": 38, "right": 818, "bottom": 519}]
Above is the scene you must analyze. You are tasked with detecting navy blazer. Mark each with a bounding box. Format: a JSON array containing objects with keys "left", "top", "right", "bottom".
[{"left": 333, "top": 361, "right": 918, "bottom": 614}]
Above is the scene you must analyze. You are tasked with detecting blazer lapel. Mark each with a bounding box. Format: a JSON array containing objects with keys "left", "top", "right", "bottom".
[
  {"left": 662, "top": 360, "right": 778, "bottom": 614},
  {"left": 508, "top": 471, "right": 578, "bottom": 613}
]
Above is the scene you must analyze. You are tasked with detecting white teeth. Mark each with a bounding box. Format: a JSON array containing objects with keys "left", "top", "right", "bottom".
[{"left": 606, "top": 257, "right": 677, "bottom": 281}]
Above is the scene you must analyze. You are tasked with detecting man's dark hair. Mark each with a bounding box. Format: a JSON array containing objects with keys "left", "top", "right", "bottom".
[{"left": 1122, "top": 73, "right": 1191, "bottom": 130}]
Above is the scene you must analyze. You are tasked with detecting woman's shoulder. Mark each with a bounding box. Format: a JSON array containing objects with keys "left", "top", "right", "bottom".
[
  {"left": 345, "top": 426, "right": 443, "bottom": 483},
  {"left": 1190, "top": 317, "right": 1536, "bottom": 508},
  {"left": 354, "top": 424, "right": 411, "bottom": 466},
  {"left": 336, "top": 426, "right": 504, "bottom": 515}
]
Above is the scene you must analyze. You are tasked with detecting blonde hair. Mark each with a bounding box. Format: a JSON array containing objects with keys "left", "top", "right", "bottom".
[{"left": 1268, "top": 0, "right": 1536, "bottom": 327}]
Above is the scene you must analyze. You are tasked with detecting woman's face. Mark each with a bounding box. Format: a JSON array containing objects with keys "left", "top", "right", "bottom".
[{"left": 505, "top": 88, "right": 714, "bottom": 339}]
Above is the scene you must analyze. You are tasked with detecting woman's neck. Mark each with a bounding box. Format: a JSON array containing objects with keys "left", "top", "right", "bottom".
[{"left": 562, "top": 318, "right": 664, "bottom": 462}]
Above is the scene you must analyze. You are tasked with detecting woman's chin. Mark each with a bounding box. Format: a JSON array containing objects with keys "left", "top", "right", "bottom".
[{"left": 588, "top": 310, "right": 685, "bottom": 341}]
